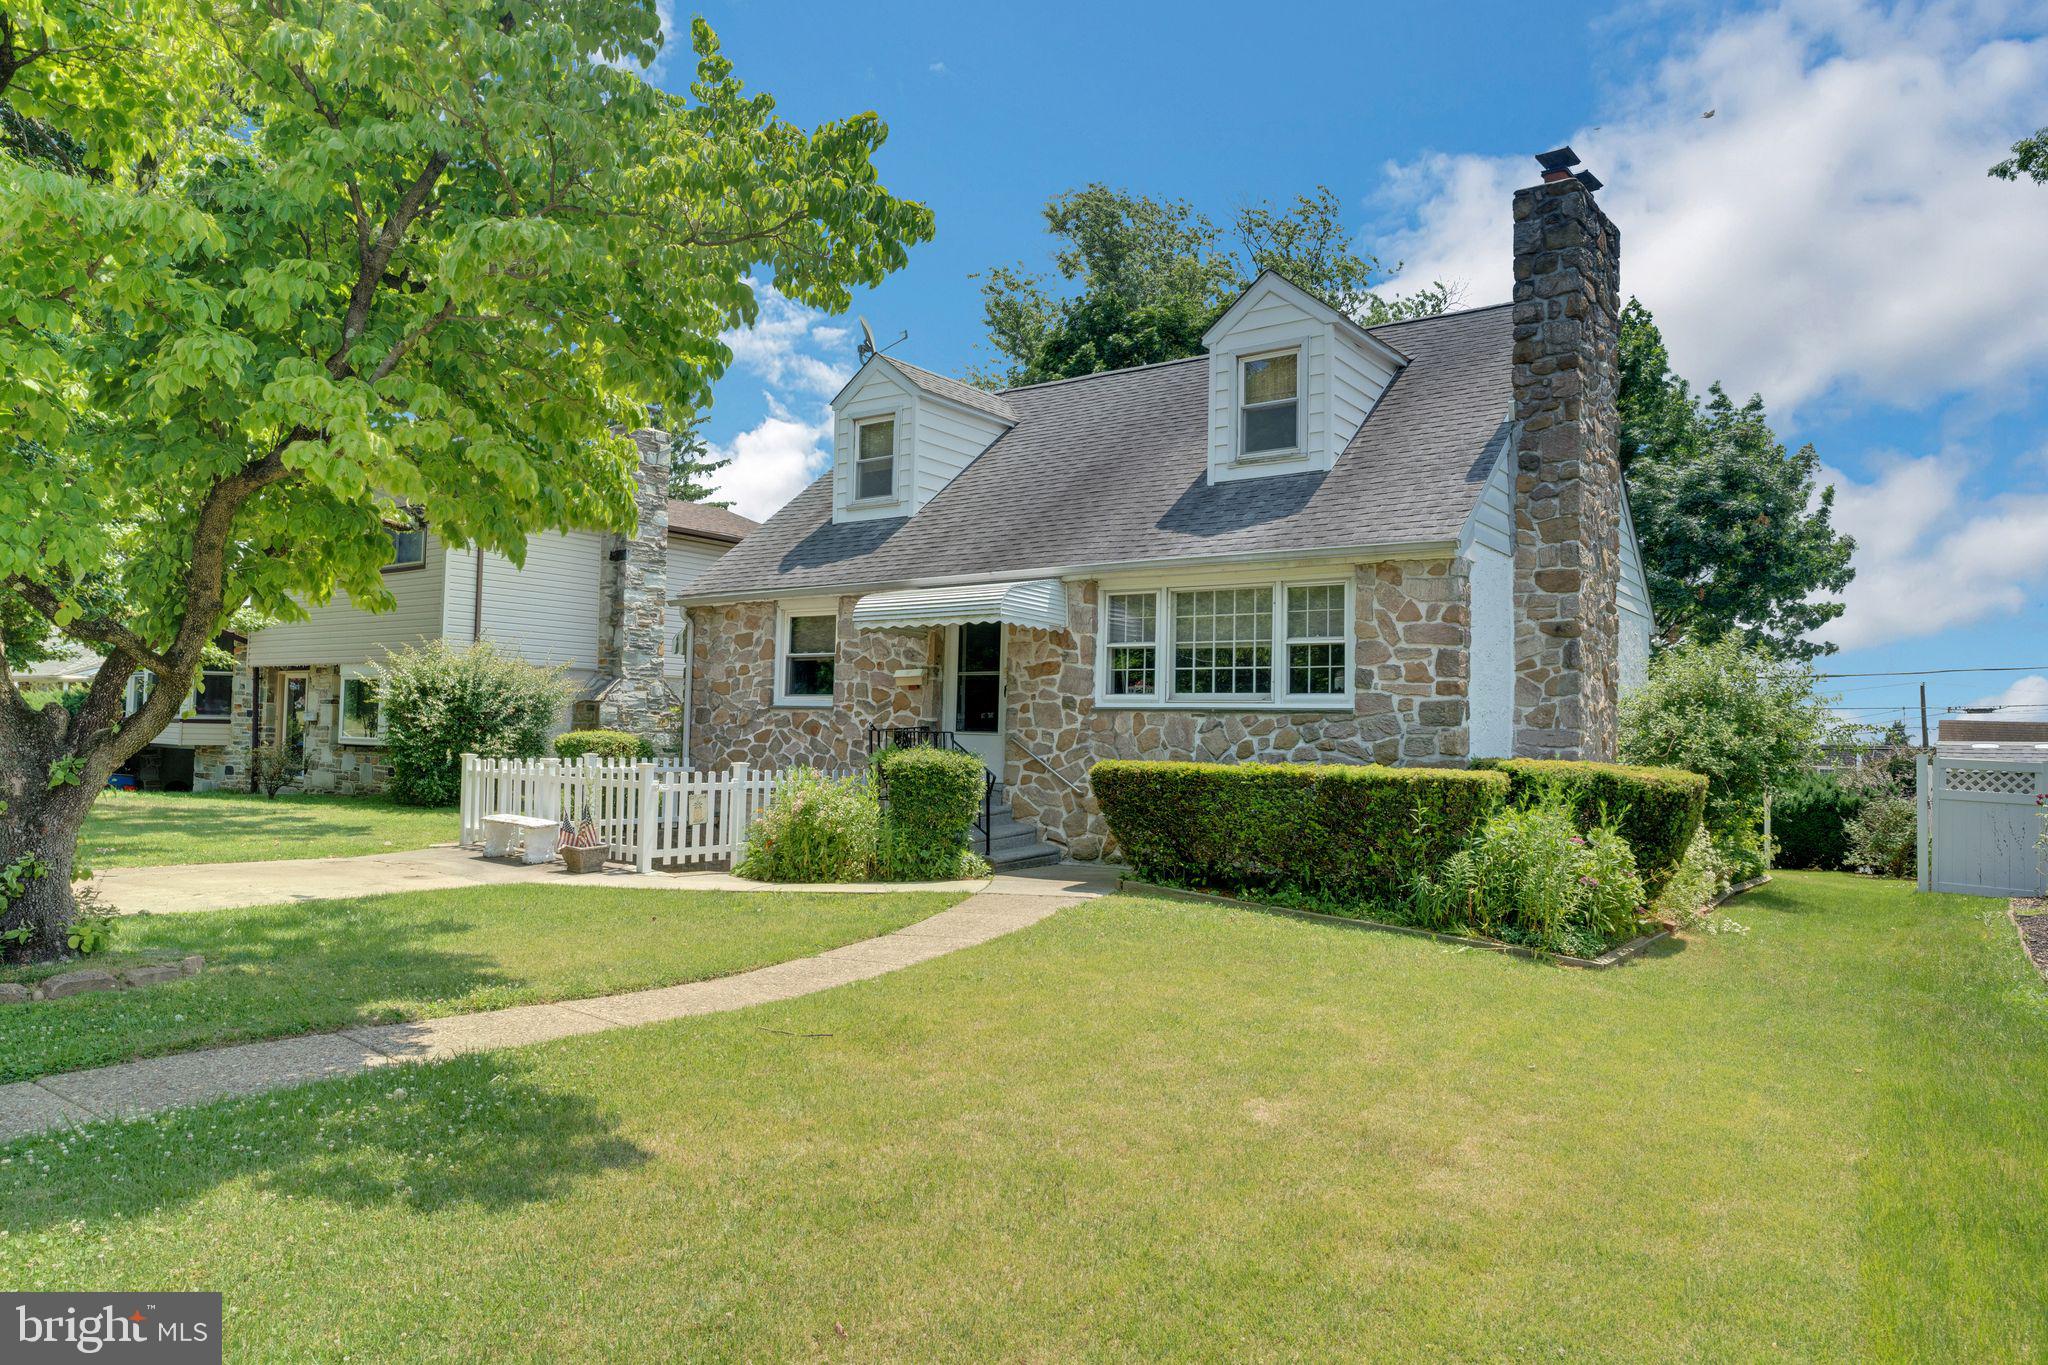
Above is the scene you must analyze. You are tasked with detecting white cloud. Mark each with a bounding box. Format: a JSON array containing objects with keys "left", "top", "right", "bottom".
[
  {"left": 703, "top": 284, "right": 858, "bottom": 520},
  {"left": 1814, "top": 452, "right": 2048, "bottom": 648},
  {"left": 928, "top": 60, "right": 949, "bottom": 75},
  {"left": 707, "top": 397, "right": 833, "bottom": 522},
  {"left": 1965, "top": 673, "right": 2048, "bottom": 711},
  {"left": 1377, "top": 0, "right": 2048, "bottom": 410}
]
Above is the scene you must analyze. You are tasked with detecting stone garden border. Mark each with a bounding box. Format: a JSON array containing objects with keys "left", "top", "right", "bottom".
[
  {"left": 1116, "top": 875, "right": 1773, "bottom": 970},
  {"left": 0, "top": 954, "right": 205, "bottom": 1004}
]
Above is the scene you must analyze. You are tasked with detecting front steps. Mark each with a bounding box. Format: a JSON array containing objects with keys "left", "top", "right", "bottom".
[{"left": 983, "top": 782, "right": 1062, "bottom": 869}]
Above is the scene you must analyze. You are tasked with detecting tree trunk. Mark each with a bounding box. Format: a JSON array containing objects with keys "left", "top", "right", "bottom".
[{"left": 0, "top": 752, "right": 95, "bottom": 960}]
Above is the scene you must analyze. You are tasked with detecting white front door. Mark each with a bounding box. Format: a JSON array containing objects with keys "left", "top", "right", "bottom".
[{"left": 944, "top": 622, "right": 1004, "bottom": 775}]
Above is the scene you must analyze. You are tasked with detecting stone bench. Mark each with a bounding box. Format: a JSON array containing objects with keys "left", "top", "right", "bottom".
[{"left": 481, "top": 813, "right": 562, "bottom": 865}]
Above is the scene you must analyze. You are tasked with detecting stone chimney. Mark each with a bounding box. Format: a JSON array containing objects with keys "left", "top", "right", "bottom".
[
  {"left": 1511, "top": 147, "right": 1623, "bottom": 760},
  {"left": 594, "top": 429, "right": 673, "bottom": 739}
]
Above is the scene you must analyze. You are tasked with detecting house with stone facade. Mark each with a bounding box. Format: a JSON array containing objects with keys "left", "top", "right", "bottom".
[
  {"left": 128, "top": 431, "right": 757, "bottom": 793},
  {"left": 677, "top": 152, "right": 1655, "bottom": 860}
]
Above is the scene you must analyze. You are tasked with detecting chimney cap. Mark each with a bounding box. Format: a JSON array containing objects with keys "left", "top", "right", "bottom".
[
  {"left": 1535, "top": 145, "right": 1581, "bottom": 172},
  {"left": 1573, "top": 169, "right": 1604, "bottom": 192}
]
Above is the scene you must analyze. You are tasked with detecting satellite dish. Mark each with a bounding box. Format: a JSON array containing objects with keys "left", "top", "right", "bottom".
[{"left": 857, "top": 316, "right": 878, "bottom": 364}]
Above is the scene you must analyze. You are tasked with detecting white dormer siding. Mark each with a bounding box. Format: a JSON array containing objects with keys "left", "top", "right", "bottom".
[
  {"left": 1201, "top": 271, "right": 1404, "bottom": 486},
  {"left": 829, "top": 356, "right": 1013, "bottom": 525},
  {"left": 1457, "top": 440, "right": 1517, "bottom": 757}
]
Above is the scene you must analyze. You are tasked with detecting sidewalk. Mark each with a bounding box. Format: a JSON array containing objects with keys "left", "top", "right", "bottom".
[
  {"left": 0, "top": 864, "right": 1113, "bottom": 1143},
  {"left": 89, "top": 844, "right": 993, "bottom": 916}
]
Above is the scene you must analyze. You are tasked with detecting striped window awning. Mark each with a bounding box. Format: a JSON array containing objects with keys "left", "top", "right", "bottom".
[{"left": 850, "top": 579, "right": 1068, "bottom": 632}]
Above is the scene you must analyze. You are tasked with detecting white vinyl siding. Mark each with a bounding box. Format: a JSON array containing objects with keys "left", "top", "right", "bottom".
[
  {"left": 440, "top": 531, "right": 605, "bottom": 680},
  {"left": 247, "top": 531, "right": 450, "bottom": 667},
  {"left": 911, "top": 400, "right": 1008, "bottom": 505},
  {"left": 1619, "top": 491, "right": 1654, "bottom": 695},
  {"left": 829, "top": 360, "right": 1011, "bottom": 524},
  {"left": 1458, "top": 440, "right": 1518, "bottom": 558}
]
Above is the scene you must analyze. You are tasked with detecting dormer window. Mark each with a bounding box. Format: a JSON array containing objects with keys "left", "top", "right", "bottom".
[
  {"left": 855, "top": 417, "right": 896, "bottom": 501},
  {"left": 1239, "top": 350, "right": 1300, "bottom": 459}
]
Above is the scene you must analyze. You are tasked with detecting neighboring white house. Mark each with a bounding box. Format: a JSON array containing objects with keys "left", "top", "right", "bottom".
[{"left": 129, "top": 432, "right": 757, "bottom": 793}]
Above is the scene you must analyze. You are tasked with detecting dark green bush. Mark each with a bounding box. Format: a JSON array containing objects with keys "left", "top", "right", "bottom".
[
  {"left": 874, "top": 745, "right": 989, "bottom": 880},
  {"left": 554, "top": 728, "right": 655, "bottom": 762},
  {"left": 1770, "top": 770, "right": 1862, "bottom": 870},
  {"left": 1473, "top": 758, "right": 1707, "bottom": 901},
  {"left": 1090, "top": 760, "right": 1507, "bottom": 911}
]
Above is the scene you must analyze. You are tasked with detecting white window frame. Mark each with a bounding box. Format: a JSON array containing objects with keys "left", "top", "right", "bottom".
[
  {"left": 850, "top": 414, "right": 900, "bottom": 507},
  {"left": 336, "top": 664, "right": 387, "bottom": 745},
  {"left": 774, "top": 601, "right": 839, "bottom": 708},
  {"left": 1093, "top": 575, "right": 1355, "bottom": 711},
  {"left": 124, "top": 671, "right": 154, "bottom": 716},
  {"left": 1236, "top": 347, "right": 1303, "bottom": 462}
]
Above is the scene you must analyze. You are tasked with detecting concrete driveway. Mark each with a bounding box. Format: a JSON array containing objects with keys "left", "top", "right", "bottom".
[{"left": 87, "top": 845, "right": 1114, "bottom": 916}]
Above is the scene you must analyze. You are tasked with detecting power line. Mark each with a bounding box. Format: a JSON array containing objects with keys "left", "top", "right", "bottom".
[{"left": 1811, "top": 664, "right": 2048, "bottom": 679}]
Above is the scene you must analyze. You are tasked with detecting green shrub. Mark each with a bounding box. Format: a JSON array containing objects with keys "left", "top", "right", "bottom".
[
  {"left": 380, "top": 641, "right": 574, "bottom": 807},
  {"left": 874, "top": 745, "right": 990, "bottom": 880},
  {"left": 736, "top": 769, "right": 880, "bottom": 883},
  {"left": 1474, "top": 757, "right": 1707, "bottom": 902},
  {"left": 1408, "top": 799, "right": 1646, "bottom": 956},
  {"left": 1770, "top": 770, "right": 1862, "bottom": 870},
  {"left": 1846, "top": 794, "right": 1917, "bottom": 879},
  {"left": 1654, "top": 826, "right": 1732, "bottom": 928},
  {"left": 249, "top": 741, "right": 302, "bottom": 798},
  {"left": 554, "top": 728, "right": 654, "bottom": 762},
  {"left": 21, "top": 685, "right": 88, "bottom": 716},
  {"left": 1090, "top": 760, "right": 1507, "bottom": 911}
]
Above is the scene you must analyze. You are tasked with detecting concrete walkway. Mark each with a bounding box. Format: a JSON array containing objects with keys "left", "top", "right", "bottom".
[
  {"left": 0, "top": 865, "right": 1111, "bottom": 1143},
  {"left": 90, "top": 844, "right": 989, "bottom": 916}
]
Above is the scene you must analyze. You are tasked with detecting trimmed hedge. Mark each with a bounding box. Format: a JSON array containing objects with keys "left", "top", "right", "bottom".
[
  {"left": 1091, "top": 760, "right": 1508, "bottom": 908},
  {"left": 554, "top": 728, "right": 655, "bottom": 762},
  {"left": 1472, "top": 757, "right": 1707, "bottom": 901},
  {"left": 874, "top": 745, "right": 988, "bottom": 879},
  {"left": 1769, "top": 770, "right": 1861, "bottom": 870}
]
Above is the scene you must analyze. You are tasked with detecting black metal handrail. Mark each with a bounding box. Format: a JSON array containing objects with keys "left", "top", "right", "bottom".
[{"left": 865, "top": 724, "right": 995, "bottom": 856}]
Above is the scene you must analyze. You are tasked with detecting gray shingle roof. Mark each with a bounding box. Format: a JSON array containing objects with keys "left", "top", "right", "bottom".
[
  {"left": 684, "top": 304, "right": 1513, "bottom": 601},
  {"left": 877, "top": 356, "right": 1018, "bottom": 423}
]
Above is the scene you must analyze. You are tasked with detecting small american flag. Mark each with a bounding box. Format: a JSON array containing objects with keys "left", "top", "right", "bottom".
[{"left": 560, "top": 800, "right": 602, "bottom": 850}]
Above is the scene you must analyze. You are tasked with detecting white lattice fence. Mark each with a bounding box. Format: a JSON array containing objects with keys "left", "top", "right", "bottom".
[{"left": 1919, "top": 755, "right": 2048, "bottom": 898}]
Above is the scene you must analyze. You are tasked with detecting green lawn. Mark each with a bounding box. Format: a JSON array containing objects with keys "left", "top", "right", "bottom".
[
  {"left": 81, "top": 789, "right": 458, "bottom": 868},
  {"left": 0, "top": 886, "right": 958, "bottom": 1082},
  {"left": 4, "top": 872, "right": 2044, "bottom": 1359}
]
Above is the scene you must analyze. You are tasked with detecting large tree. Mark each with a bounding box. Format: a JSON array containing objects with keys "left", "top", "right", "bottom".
[
  {"left": 0, "top": 1, "right": 932, "bottom": 953},
  {"left": 975, "top": 184, "right": 1454, "bottom": 385},
  {"left": 1617, "top": 301, "right": 1856, "bottom": 659}
]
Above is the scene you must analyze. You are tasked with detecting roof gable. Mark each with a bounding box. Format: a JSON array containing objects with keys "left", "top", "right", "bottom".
[{"left": 1201, "top": 270, "right": 1409, "bottom": 370}]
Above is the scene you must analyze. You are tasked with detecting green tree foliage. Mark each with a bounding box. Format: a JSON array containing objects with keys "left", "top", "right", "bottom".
[
  {"left": 1617, "top": 300, "right": 1857, "bottom": 659},
  {"left": 0, "top": 1, "right": 932, "bottom": 950},
  {"left": 1990, "top": 126, "right": 2048, "bottom": 184},
  {"left": 977, "top": 184, "right": 1454, "bottom": 385},
  {"left": 1619, "top": 636, "right": 1839, "bottom": 843}
]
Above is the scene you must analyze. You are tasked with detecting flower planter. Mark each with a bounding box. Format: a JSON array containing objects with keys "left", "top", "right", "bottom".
[{"left": 559, "top": 844, "right": 608, "bottom": 874}]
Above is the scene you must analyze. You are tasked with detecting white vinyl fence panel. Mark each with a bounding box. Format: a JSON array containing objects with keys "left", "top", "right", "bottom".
[
  {"left": 1918, "top": 755, "right": 2048, "bottom": 898},
  {"left": 459, "top": 754, "right": 864, "bottom": 872}
]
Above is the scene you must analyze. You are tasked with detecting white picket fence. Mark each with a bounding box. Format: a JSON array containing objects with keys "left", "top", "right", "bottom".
[{"left": 458, "top": 754, "right": 861, "bottom": 872}]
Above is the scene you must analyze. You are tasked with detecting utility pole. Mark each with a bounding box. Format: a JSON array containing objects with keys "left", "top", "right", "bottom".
[{"left": 1919, "top": 682, "right": 1929, "bottom": 749}]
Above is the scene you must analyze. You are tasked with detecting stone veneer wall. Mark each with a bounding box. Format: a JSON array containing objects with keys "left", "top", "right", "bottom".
[
  {"left": 1510, "top": 175, "right": 1623, "bottom": 760},
  {"left": 686, "top": 559, "right": 1474, "bottom": 859},
  {"left": 1001, "top": 561, "right": 1471, "bottom": 858},
  {"left": 595, "top": 432, "right": 675, "bottom": 740},
  {"left": 172, "top": 664, "right": 389, "bottom": 795},
  {"left": 686, "top": 596, "right": 940, "bottom": 770}
]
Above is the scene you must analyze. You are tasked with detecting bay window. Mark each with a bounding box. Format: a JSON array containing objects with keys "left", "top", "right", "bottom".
[{"left": 1097, "top": 578, "right": 1352, "bottom": 707}]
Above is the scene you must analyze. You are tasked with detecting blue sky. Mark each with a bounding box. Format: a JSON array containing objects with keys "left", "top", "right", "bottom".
[{"left": 654, "top": 0, "right": 2048, "bottom": 731}]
